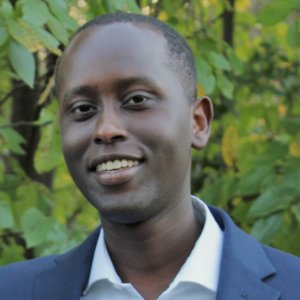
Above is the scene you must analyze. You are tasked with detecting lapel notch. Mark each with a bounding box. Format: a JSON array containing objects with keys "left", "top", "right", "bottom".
[
  {"left": 210, "top": 207, "right": 280, "bottom": 300},
  {"left": 34, "top": 228, "right": 100, "bottom": 300}
]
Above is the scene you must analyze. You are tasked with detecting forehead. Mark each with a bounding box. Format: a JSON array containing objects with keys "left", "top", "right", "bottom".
[
  {"left": 58, "top": 23, "right": 173, "bottom": 97},
  {"left": 68, "top": 22, "right": 167, "bottom": 60}
]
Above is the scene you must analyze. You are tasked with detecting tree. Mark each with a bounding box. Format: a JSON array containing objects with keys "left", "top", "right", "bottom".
[{"left": 0, "top": 0, "right": 299, "bottom": 265}]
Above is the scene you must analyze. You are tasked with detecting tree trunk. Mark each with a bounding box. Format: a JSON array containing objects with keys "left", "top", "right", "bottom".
[
  {"left": 223, "top": 0, "right": 235, "bottom": 47},
  {"left": 10, "top": 53, "right": 56, "bottom": 188}
]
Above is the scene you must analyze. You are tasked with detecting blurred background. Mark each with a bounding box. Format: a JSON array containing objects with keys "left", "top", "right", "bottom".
[{"left": 0, "top": 0, "right": 300, "bottom": 264}]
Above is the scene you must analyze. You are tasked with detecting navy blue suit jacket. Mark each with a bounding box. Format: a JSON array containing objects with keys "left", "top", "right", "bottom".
[{"left": 1, "top": 206, "right": 300, "bottom": 299}]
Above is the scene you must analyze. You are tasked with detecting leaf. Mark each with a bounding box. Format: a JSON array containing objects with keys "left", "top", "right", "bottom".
[
  {"left": 14, "top": 182, "right": 40, "bottom": 221},
  {"left": 47, "top": 0, "right": 78, "bottom": 31},
  {"left": 8, "top": 17, "right": 61, "bottom": 55},
  {"left": 282, "top": 117, "right": 300, "bottom": 135},
  {"left": 0, "top": 159, "right": 4, "bottom": 183},
  {"left": 290, "top": 141, "right": 300, "bottom": 157},
  {"left": 196, "top": 58, "right": 216, "bottom": 95},
  {"left": 286, "top": 20, "right": 300, "bottom": 48},
  {"left": 0, "top": 244, "right": 24, "bottom": 265},
  {"left": 112, "top": 0, "right": 140, "bottom": 12},
  {"left": 107, "top": 0, "right": 140, "bottom": 12},
  {"left": 29, "top": 24, "right": 61, "bottom": 55},
  {"left": 232, "top": 200, "right": 252, "bottom": 224},
  {"left": 21, "top": 0, "right": 49, "bottom": 26},
  {"left": 35, "top": 117, "right": 63, "bottom": 173},
  {"left": 0, "top": 0, "right": 14, "bottom": 18},
  {"left": 260, "top": 141, "right": 288, "bottom": 164},
  {"left": 47, "top": 15, "right": 69, "bottom": 45},
  {"left": 0, "top": 23, "right": 7, "bottom": 46},
  {"left": 85, "top": 0, "right": 106, "bottom": 16},
  {"left": 221, "top": 125, "right": 238, "bottom": 167},
  {"left": 7, "top": 19, "right": 41, "bottom": 52},
  {"left": 8, "top": 41, "right": 35, "bottom": 88},
  {"left": 0, "top": 192, "right": 14, "bottom": 229},
  {"left": 162, "top": 0, "right": 179, "bottom": 16},
  {"left": 125, "top": 0, "right": 140, "bottom": 13},
  {"left": 281, "top": 160, "right": 300, "bottom": 193},
  {"left": 20, "top": 207, "right": 53, "bottom": 247},
  {"left": 226, "top": 48, "right": 244, "bottom": 75},
  {"left": 291, "top": 0, "right": 300, "bottom": 9},
  {"left": 220, "top": 173, "right": 237, "bottom": 204},
  {"left": 258, "top": 0, "right": 292, "bottom": 26},
  {"left": 236, "top": 164, "right": 275, "bottom": 196},
  {"left": 248, "top": 186, "right": 296, "bottom": 218},
  {"left": 113, "top": 0, "right": 127, "bottom": 10},
  {"left": 208, "top": 51, "right": 231, "bottom": 71},
  {"left": 217, "top": 73, "right": 234, "bottom": 98},
  {"left": 0, "top": 126, "right": 26, "bottom": 154},
  {"left": 251, "top": 213, "right": 283, "bottom": 243},
  {"left": 292, "top": 203, "right": 300, "bottom": 222}
]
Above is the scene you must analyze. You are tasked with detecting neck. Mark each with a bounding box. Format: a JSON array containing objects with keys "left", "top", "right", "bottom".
[{"left": 101, "top": 196, "right": 204, "bottom": 299}]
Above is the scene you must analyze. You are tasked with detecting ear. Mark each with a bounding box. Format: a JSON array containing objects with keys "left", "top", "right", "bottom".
[{"left": 192, "top": 96, "right": 213, "bottom": 149}]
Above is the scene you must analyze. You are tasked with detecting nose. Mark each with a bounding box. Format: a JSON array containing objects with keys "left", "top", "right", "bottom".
[{"left": 94, "top": 109, "right": 127, "bottom": 144}]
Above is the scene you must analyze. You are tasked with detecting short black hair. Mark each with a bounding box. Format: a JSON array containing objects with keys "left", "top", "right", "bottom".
[{"left": 56, "top": 12, "right": 197, "bottom": 102}]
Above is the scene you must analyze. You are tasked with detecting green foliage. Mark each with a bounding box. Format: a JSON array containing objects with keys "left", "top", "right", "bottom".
[
  {"left": 20, "top": 207, "right": 54, "bottom": 247},
  {"left": 0, "top": 124, "right": 26, "bottom": 154},
  {"left": 258, "top": 0, "right": 292, "bottom": 26},
  {"left": 8, "top": 41, "right": 35, "bottom": 88},
  {"left": 0, "top": 192, "right": 14, "bottom": 229},
  {"left": 0, "top": 0, "right": 300, "bottom": 265},
  {"left": 287, "top": 20, "right": 300, "bottom": 48}
]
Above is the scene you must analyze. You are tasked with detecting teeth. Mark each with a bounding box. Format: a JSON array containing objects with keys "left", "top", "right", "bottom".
[{"left": 96, "top": 159, "right": 139, "bottom": 172}]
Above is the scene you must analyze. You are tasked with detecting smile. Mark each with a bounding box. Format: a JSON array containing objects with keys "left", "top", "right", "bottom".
[{"left": 96, "top": 159, "right": 140, "bottom": 172}]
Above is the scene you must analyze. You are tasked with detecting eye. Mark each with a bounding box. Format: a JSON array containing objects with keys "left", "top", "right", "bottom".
[
  {"left": 122, "top": 94, "right": 153, "bottom": 109},
  {"left": 71, "top": 103, "right": 98, "bottom": 120},
  {"left": 125, "top": 95, "right": 149, "bottom": 105},
  {"left": 73, "top": 104, "right": 95, "bottom": 113}
]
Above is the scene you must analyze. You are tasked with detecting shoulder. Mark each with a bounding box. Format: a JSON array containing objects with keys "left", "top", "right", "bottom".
[
  {"left": 0, "top": 254, "right": 57, "bottom": 276},
  {"left": 209, "top": 205, "right": 300, "bottom": 292},
  {"left": 0, "top": 228, "right": 100, "bottom": 299},
  {"left": 0, "top": 255, "right": 57, "bottom": 299},
  {"left": 263, "top": 244, "right": 300, "bottom": 277},
  {"left": 262, "top": 245, "right": 300, "bottom": 298}
]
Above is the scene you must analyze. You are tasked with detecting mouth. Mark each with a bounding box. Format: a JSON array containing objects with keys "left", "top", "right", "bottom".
[
  {"left": 96, "top": 159, "right": 140, "bottom": 172},
  {"left": 90, "top": 155, "right": 143, "bottom": 186}
]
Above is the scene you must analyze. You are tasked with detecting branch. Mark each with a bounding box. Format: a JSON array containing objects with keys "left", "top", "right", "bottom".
[
  {"left": 223, "top": 0, "right": 235, "bottom": 47},
  {"left": 0, "top": 120, "right": 52, "bottom": 129},
  {"left": 0, "top": 82, "right": 27, "bottom": 106}
]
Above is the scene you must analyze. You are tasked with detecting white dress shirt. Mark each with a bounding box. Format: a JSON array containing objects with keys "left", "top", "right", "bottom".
[{"left": 81, "top": 196, "right": 223, "bottom": 300}]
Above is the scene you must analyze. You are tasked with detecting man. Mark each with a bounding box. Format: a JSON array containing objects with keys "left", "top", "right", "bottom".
[{"left": 1, "top": 12, "right": 300, "bottom": 300}]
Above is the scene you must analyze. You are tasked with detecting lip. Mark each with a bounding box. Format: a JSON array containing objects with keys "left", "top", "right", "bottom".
[
  {"left": 95, "top": 162, "right": 142, "bottom": 186},
  {"left": 89, "top": 153, "right": 144, "bottom": 186},
  {"left": 89, "top": 153, "right": 144, "bottom": 171}
]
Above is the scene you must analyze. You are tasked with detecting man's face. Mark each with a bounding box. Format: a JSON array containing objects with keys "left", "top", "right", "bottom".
[{"left": 58, "top": 23, "right": 196, "bottom": 224}]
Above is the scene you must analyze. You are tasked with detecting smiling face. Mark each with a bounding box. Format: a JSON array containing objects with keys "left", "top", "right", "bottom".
[{"left": 58, "top": 23, "right": 209, "bottom": 225}]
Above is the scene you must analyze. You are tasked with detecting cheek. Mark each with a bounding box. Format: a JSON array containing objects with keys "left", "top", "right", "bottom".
[
  {"left": 60, "top": 122, "right": 94, "bottom": 162},
  {"left": 131, "top": 109, "right": 192, "bottom": 161}
]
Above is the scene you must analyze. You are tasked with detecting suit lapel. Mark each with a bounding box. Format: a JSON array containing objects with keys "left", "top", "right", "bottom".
[
  {"left": 210, "top": 206, "right": 281, "bottom": 300},
  {"left": 33, "top": 206, "right": 282, "bottom": 299},
  {"left": 34, "top": 228, "right": 100, "bottom": 300}
]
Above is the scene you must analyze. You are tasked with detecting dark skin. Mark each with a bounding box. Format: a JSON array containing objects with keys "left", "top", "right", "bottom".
[{"left": 58, "top": 23, "right": 213, "bottom": 300}]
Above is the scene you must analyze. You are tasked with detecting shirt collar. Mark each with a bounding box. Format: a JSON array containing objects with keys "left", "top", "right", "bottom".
[
  {"left": 83, "top": 196, "right": 223, "bottom": 295},
  {"left": 169, "top": 196, "right": 223, "bottom": 292},
  {"left": 83, "top": 227, "right": 122, "bottom": 295}
]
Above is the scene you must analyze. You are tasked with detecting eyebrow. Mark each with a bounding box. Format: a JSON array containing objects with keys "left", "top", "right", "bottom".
[
  {"left": 63, "top": 85, "right": 96, "bottom": 104},
  {"left": 63, "top": 76, "right": 162, "bottom": 103},
  {"left": 113, "top": 76, "right": 159, "bottom": 91}
]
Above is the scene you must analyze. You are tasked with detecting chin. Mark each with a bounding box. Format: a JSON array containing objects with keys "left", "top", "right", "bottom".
[
  {"left": 92, "top": 196, "right": 157, "bottom": 225},
  {"left": 83, "top": 185, "right": 162, "bottom": 225},
  {"left": 99, "top": 206, "right": 150, "bottom": 225}
]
